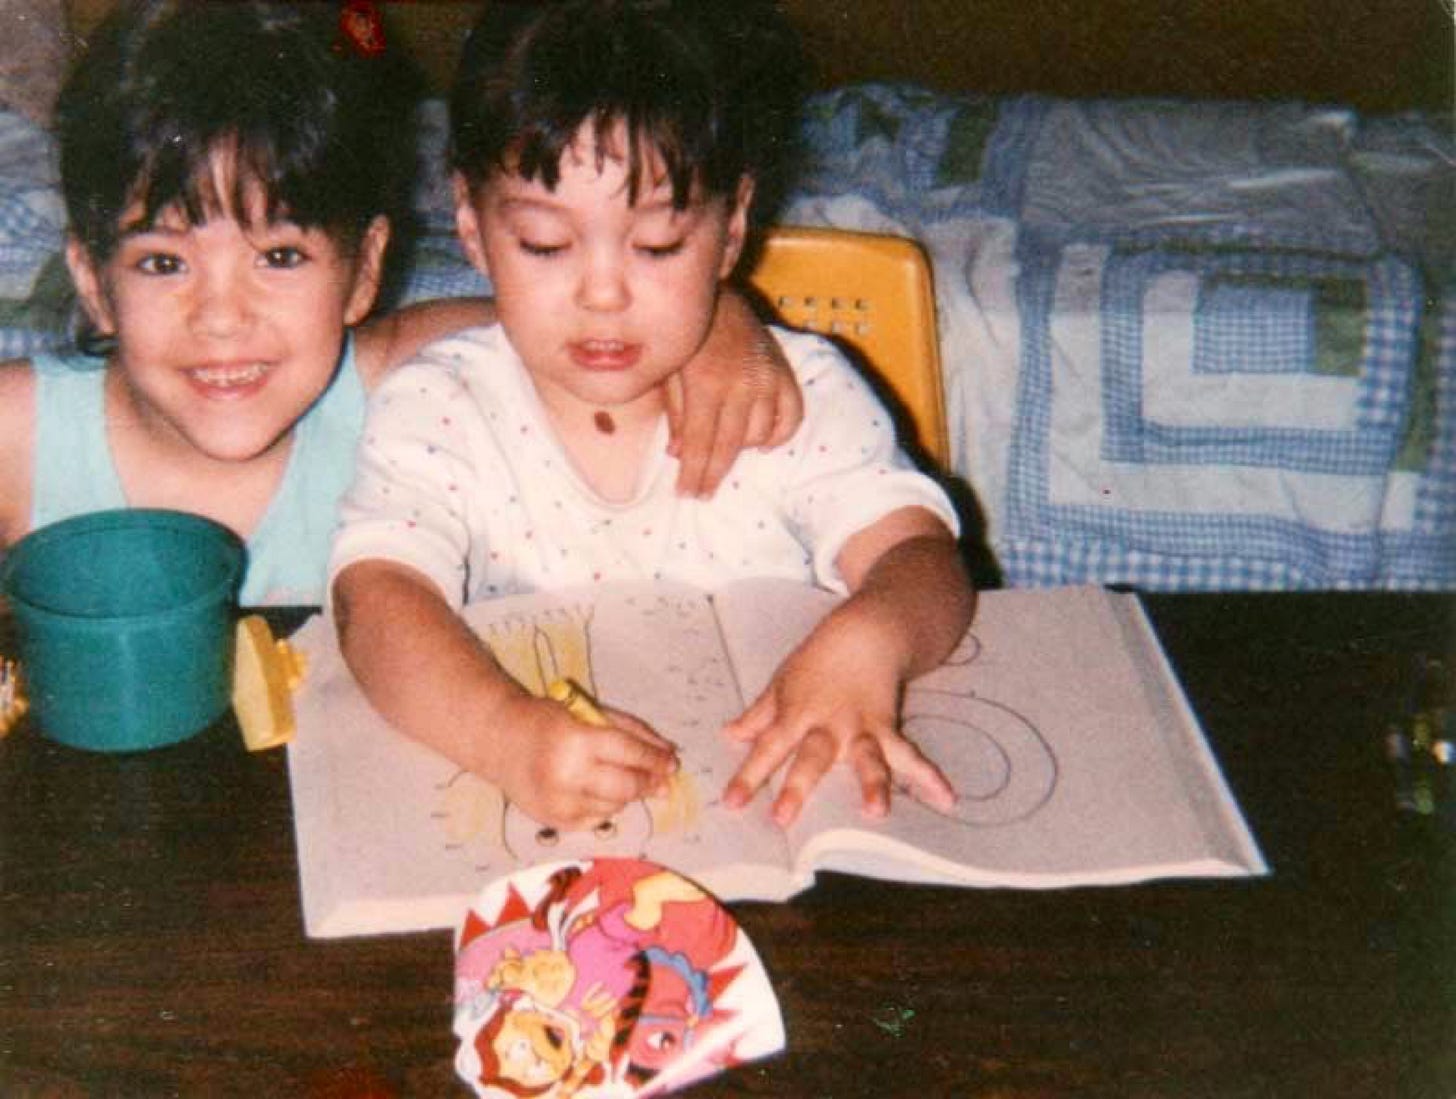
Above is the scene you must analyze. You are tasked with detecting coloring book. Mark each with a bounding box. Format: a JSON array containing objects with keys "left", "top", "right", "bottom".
[{"left": 286, "top": 581, "right": 1266, "bottom": 939}]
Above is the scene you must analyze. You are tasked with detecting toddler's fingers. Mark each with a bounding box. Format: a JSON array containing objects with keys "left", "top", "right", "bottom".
[
  {"left": 719, "top": 693, "right": 781, "bottom": 807},
  {"left": 592, "top": 725, "right": 678, "bottom": 782},
  {"left": 599, "top": 704, "right": 676, "bottom": 752},
  {"left": 846, "top": 734, "right": 893, "bottom": 819},
  {"left": 768, "top": 726, "right": 839, "bottom": 827},
  {"left": 575, "top": 774, "right": 649, "bottom": 817},
  {"left": 721, "top": 758, "right": 766, "bottom": 811},
  {"left": 881, "top": 735, "right": 956, "bottom": 813},
  {"left": 725, "top": 687, "right": 826, "bottom": 808},
  {"left": 722, "top": 689, "right": 776, "bottom": 743},
  {"left": 722, "top": 732, "right": 797, "bottom": 811}
]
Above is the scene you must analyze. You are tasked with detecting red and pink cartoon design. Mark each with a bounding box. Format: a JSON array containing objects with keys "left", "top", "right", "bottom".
[{"left": 453, "top": 858, "right": 783, "bottom": 1098}]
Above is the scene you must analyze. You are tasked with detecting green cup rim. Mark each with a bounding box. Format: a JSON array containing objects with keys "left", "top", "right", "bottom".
[{"left": 0, "top": 508, "right": 244, "bottom": 626}]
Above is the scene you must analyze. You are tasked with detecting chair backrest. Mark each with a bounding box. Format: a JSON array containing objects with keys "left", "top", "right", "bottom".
[{"left": 744, "top": 225, "right": 949, "bottom": 466}]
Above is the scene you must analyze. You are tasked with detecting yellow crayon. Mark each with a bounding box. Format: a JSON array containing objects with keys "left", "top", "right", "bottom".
[{"left": 546, "top": 678, "right": 609, "bottom": 727}]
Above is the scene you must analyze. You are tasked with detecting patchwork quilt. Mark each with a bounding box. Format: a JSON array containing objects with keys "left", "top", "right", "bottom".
[{"left": 784, "top": 87, "right": 1454, "bottom": 590}]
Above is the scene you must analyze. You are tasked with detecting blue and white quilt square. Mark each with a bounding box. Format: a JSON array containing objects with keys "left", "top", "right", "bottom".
[
  {"left": 1000, "top": 240, "right": 1441, "bottom": 589},
  {"left": 1192, "top": 276, "right": 1318, "bottom": 376}
]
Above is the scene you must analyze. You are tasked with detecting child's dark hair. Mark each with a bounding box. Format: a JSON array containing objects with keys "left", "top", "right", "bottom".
[
  {"left": 449, "top": 0, "right": 806, "bottom": 220},
  {"left": 57, "top": 0, "right": 418, "bottom": 264}
]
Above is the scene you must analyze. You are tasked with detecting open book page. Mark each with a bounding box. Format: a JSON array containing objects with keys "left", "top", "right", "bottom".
[
  {"left": 454, "top": 581, "right": 799, "bottom": 901},
  {"left": 290, "top": 612, "right": 505, "bottom": 937},
  {"left": 289, "top": 581, "right": 805, "bottom": 938},
  {"left": 711, "top": 582, "right": 1268, "bottom": 888}
]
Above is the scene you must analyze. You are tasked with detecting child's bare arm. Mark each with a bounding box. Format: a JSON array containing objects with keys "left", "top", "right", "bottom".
[
  {"left": 722, "top": 506, "right": 976, "bottom": 827},
  {"left": 353, "top": 297, "right": 497, "bottom": 389},
  {"left": 0, "top": 360, "right": 36, "bottom": 548},
  {"left": 332, "top": 559, "right": 679, "bottom": 830},
  {"left": 663, "top": 288, "right": 804, "bottom": 497}
]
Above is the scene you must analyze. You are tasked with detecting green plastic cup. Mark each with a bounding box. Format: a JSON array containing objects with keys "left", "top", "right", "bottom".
[{"left": 0, "top": 509, "right": 245, "bottom": 752}]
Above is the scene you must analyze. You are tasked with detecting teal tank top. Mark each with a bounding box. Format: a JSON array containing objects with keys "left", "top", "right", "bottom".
[{"left": 30, "top": 337, "right": 367, "bottom": 605}]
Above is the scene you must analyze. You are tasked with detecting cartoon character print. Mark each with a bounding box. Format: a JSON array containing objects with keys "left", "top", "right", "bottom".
[
  {"left": 453, "top": 859, "right": 745, "bottom": 1098},
  {"left": 454, "top": 867, "right": 620, "bottom": 1098}
]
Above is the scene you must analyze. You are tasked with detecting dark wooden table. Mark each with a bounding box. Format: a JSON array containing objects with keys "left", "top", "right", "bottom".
[{"left": 2, "top": 593, "right": 1452, "bottom": 1098}]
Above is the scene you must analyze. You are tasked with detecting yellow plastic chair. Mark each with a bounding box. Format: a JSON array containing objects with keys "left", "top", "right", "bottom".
[{"left": 744, "top": 225, "right": 949, "bottom": 466}]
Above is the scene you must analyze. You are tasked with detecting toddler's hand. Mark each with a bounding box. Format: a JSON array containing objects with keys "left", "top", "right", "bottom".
[
  {"left": 720, "top": 614, "right": 955, "bottom": 828},
  {"left": 494, "top": 693, "right": 678, "bottom": 831}
]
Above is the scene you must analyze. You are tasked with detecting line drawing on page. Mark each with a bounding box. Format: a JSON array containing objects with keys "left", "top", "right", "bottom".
[
  {"left": 432, "top": 604, "right": 702, "bottom": 873},
  {"left": 901, "top": 631, "right": 1060, "bottom": 826}
]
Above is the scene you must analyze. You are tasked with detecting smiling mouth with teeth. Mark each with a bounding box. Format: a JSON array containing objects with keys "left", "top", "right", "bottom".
[{"left": 188, "top": 363, "right": 269, "bottom": 388}]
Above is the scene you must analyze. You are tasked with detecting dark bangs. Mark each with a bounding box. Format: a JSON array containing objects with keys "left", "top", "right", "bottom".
[
  {"left": 451, "top": 1, "right": 805, "bottom": 214},
  {"left": 506, "top": 94, "right": 724, "bottom": 214},
  {"left": 59, "top": 2, "right": 413, "bottom": 261},
  {"left": 116, "top": 109, "right": 366, "bottom": 250}
]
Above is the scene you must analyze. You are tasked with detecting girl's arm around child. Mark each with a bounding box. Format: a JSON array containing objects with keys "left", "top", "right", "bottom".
[{"left": 0, "top": 364, "right": 35, "bottom": 547}]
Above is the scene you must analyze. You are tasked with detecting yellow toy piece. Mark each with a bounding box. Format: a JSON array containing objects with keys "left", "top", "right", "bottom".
[
  {"left": 232, "top": 615, "right": 308, "bottom": 751},
  {"left": 0, "top": 656, "right": 27, "bottom": 738}
]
